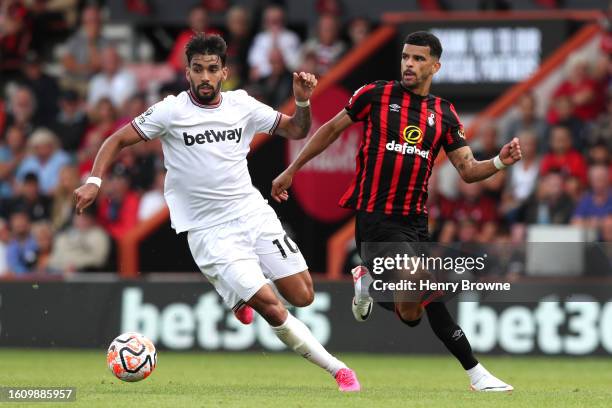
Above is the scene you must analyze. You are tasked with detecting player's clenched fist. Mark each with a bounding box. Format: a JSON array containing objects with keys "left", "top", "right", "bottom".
[
  {"left": 73, "top": 183, "right": 99, "bottom": 214},
  {"left": 499, "top": 137, "right": 522, "bottom": 166},
  {"left": 293, "top": 72, "right": 317, "bottom": 102},
  {"left": 271, "top": 170, "right": 293, "bottom": 203}
]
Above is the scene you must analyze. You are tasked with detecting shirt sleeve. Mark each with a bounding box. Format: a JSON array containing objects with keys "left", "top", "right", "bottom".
[
  {"left": 245, "top": 93, "right": 282, "bottom": 136},
  {"left": 443, "top": 103, "right": 467, "bottom": 153},
  {"left": 344, "top": 83, "right": 377, "bottom": 122},
  {"left": 131, "top": 96, "right": 175, "bottom": 141}
]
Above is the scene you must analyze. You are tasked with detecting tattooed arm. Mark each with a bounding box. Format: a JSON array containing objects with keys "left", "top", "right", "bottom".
[
  {"left": 447, "top": 137, "right": 522, "bottom": 183},
  {"left": 274, "top": 72, "right": 317, "bottom": 140}
]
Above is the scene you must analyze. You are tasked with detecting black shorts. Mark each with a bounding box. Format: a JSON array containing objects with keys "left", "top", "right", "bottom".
[{"left": 355, "top": 211, "right": 431, "bottom": 311}]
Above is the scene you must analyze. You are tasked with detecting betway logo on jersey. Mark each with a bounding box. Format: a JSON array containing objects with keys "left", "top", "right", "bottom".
[
  {"left": 386, "top": 140, "right": 430, "bottom": 159},
  {"left": 183, "top": 128, "right": 242, "bottom": 146}
]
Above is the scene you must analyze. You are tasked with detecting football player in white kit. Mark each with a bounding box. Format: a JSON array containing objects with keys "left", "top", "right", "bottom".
[{"left": 73, "top": 34, "right": 360, "bottom": 391}]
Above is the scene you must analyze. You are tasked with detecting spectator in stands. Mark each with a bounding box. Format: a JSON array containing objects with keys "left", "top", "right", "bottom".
[
  {"left": 516, "top": 171, "right": 574, "bottom": 226},
  {"left": 540, "top": 125, "right": 588, "bottom": 184},
  {"left": 549, "top": 95, "right": 586, "bottom": 151},
  {"left": 49, "top": 89, "right": 88, "bottom": 153},
  {"left": 474, "top": 121, "right": 505, "bottom": 200},
  {"left": 587, "top": 141, "right": 610, "bottom": 166},
  {"left": 0, "top": 0, "right": 32, "bottom": 87},
  {"left": 115, "top": 93, "right": 147, "bottom": 129},
  {"left": 138, "top": 168, "right": 166, "bottom": 221},
  {"left": 0, "top": 125, "right": 27, "bottom": 199},
  {"left": 31, "top": 221, "right": 54, "bottom": 273},
  {"left": 19, "top": 51, "right": 60, "bottom": 124},
  {"left": 4, "top": 85, "right": 39, "bottom": 135},
  {"left": 28, "top": 0, "right": 69, "bottom": 58},
  {"left": 87, "top": 46, "right": 138, "bottom": 110},
  {"left": 501, "top": 130, "right": 540, "bottom": 221},
  {"left": 61, "top": 4, "right": 108, "bottom": 94},
  {"left": 6, "top": 172, "right": 51, "bottom": 222},
  {"left": 299, "top": 14, "right": 346, "bottom": 76},
  {"left": 257, "top": 47, "right": 293, "bottom": 108},
  {"left": 316, "top": 0, "right": 343, "bottom": 15},
  {"left": 247, "top": 5, "right": 300, "bottom": 81},
  {"left": 600, "top": 214, "right": 612, "bottom": 242},
  {"left": 587, "top": 93, "right": 612, "bottom": 151},
  {"left": 51, "top": 165, "right": 79, "bottom": 231},
  {"left": 439, "top": 181, "right": 498, "bottom": 243},
  {"left": 6, "top": 210, "right": 37, "bottom": 274},
  {"left": 347, "top": 17, "right": 371, "bottom": 48},
  {"left": 0, "top": 218, "right": 9, "bottom": 276},
  {"left": 549, "top": 56, "right": 603, "bottom": 123},
  {"left": 16, "top": 128, "right": 71, "bottom": 195},
  {"left": 167, "top": 5, "right": 221, "bottom": 72},
  {"left": 225, "top": 5, "right": 252, "bottom": 86},
  {"left": 97, "top": 167, "right": 139, "bottom": 240},
  {"left": 503, "top": 92, "right": 547, "bottom": 152},
  {"left": 49, "top": 208, "right": 110, "bottom": 272},
  {"left": 572, "top": 164, "right": 612, "bottom": 230},
  {"left": 78, "top": 98, "right": 117, "bottom": 177}
]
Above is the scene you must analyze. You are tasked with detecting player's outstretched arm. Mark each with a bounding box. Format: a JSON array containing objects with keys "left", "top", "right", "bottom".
[
  {"left": 73, "top": 124, "right": 143, "bottom": 214},
  {"left": 448, "top": 137, "right": 522, "bottom": 183},
  {"left": 275, "top": 72, "right": 317, "bottom": 140},
  {"left": 271, "top": 109, "right": 353, "bottom": 202}
]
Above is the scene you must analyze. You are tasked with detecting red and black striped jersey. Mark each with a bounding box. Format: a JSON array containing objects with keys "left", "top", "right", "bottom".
[{"left": 339, "top": 80, "right": 467, "bottom": 217}]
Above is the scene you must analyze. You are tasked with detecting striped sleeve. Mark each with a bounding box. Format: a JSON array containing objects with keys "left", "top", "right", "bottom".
[
  {"left": 131, "top": 96, "right": 175, "bottom": 141},
  {"left": 344, "top": 82, "right": 378, "bottom": 122},
  {"left": 442, "top": 102, "right": 467, "bottom": 153}
]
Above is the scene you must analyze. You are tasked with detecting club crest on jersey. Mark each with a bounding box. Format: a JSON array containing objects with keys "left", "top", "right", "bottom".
[
  {"left": 427, "top": 110, "right": 436, "bottom": 127},
  {"left": 457, "top": 125, "right": 465, "bottom": 139},
  {"left": 183, "top": 128, "right": 243, "bottom": 146}
]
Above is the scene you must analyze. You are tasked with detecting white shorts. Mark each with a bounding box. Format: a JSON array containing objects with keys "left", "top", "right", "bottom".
[{"left": 187, "top": 205, "right": 308, "bottom": 310}]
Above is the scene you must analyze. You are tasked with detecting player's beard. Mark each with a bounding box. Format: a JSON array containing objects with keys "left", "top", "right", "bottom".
[
  {"left": 401, "top": 70, "right": 419, "bottom": 90},
  {"left": 190, "top": 80, "right": 222, "bottom": 105}
]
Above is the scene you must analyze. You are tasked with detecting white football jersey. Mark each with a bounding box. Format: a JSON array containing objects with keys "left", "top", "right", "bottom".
[{"left": 131, "top": 89, "right": 281, "bottom": 233}]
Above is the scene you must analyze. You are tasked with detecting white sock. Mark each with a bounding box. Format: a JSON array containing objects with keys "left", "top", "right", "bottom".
[
  {"left": 466, "top": 363, "right": 488, "bottom": 384},
  {"left": 272, "top": 312, "right": 346, "bottom": 376}
]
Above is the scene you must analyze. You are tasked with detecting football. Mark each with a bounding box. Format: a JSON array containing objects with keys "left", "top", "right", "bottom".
[{"left": 107, "top": 332, "right": 157, "bottom": 382}]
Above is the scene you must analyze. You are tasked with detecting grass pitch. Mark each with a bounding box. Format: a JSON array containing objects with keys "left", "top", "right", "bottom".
[{"left": 0, "top": 349, "right": 610, "bottom": 407}]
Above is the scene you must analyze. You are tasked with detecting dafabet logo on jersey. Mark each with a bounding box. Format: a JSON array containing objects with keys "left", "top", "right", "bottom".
[
  {"left": 386, "top": 125, "right": 429, "bottom": 159},
  {"left": 183, "top": 128, "right": 243, "bottom": 146}
]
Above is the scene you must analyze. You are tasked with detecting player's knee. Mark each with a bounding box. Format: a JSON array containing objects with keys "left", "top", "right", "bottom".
[
  {"left": 395, "top": 306, "right": 423, "bottom": 325},
  {"left": 291, "top": 287, "right": 314, "bottom": 307}
]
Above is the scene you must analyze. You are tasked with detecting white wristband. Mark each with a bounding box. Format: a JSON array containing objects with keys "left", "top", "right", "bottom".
[
  {"left": 86, "top": 176, "right": 102, "bottom": 188},
  {"left": 295, "top": 99, "right": 310, "bottom": 107},
  {"left": 493, "top": 155, "right": 507, "bottom": 170}
]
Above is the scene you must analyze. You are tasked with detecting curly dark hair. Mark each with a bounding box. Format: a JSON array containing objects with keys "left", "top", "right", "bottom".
[
  {"left": 185, "top": 33, "right": 227, "bottom": 66},
  {"left": 404, "top": 31, "right": 442, "bottom": 59}
]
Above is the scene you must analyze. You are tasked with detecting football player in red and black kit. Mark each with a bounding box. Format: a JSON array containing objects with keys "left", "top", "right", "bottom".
[{"left": 272, "top": 31, "right": 521, "bottom": 392}]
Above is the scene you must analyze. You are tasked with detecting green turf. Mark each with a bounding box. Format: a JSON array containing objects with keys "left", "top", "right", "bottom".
[{"left": 0, "top": 349, "right": 610, "bottom": 407}]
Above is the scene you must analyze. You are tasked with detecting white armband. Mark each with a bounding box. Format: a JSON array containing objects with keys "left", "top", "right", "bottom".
[
  {"left": 493, "top": 155, "right": 507, "bottom": 170},
  {"left": 86, "top": 176, "right": 102, "bottom": 188}
]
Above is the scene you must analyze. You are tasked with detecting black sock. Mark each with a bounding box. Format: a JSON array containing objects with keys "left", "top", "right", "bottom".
[{"left": 425, "top": 302, "right": 478, "bottom": 370}]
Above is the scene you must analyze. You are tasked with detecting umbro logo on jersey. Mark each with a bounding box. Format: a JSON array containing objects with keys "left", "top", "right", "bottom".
[
  {"left": 183, "top": 128, "right": 243, "bottom": 146},
  {"left": 389, "top": 104, "right": 401, "bottom": 113}
]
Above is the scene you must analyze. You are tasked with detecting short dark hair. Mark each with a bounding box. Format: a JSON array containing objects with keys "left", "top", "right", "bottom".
[
  {"left": 404, "top": 31, "right": 442, "bottom": 59},
  {"left": 185, "top": 33, "right": 227, "bottom": 66}
]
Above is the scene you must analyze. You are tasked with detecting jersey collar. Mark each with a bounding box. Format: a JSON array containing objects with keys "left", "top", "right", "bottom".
[{"left": 187, "top": 89, "right": 223, "bottom": 109}]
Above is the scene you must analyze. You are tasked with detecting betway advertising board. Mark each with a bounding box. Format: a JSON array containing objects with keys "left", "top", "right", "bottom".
[{"left": 0, "top": 282, "right": 611, "bottom": 356}]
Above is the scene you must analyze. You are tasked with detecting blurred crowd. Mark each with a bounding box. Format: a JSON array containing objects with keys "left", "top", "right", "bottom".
[
  {"left": 0, "top": 1, "right": 609, "bottom": 277},
  {"left": 0, "top": 0, "right": 370, "bottom": 276},
  {"left": 429, "top": 50, "right": 612, "bottom": 245}
]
